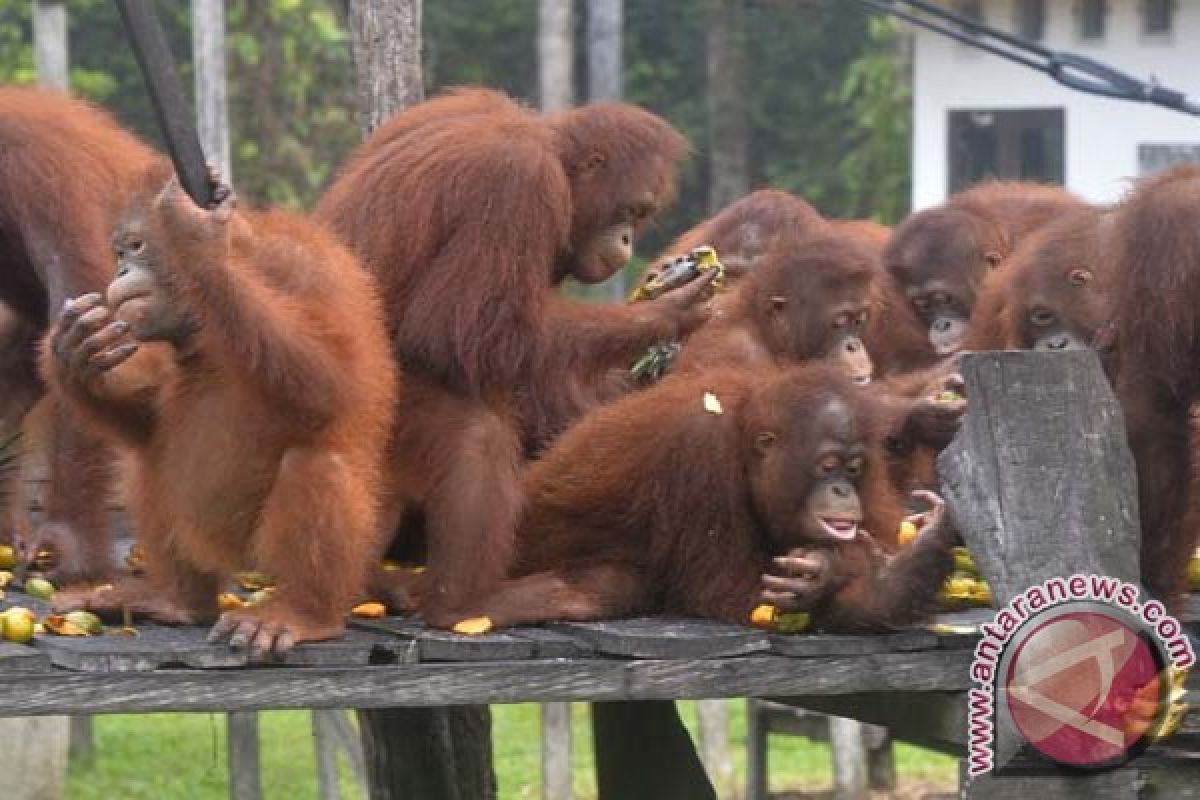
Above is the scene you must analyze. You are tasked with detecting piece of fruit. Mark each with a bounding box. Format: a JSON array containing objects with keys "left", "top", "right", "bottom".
[
  {"left": 63, "top": 610, "right": 103, "bottom": 635},
  {"left": 0, "top": 570, "right": 11, "bottom": 588},
  {"left": 452, "top": 616, "right": 494, "bottom": 635},
  {"left": 1188, "top": 555, "right": 1200, "bottom": 591},
  {"left": 749, "top": 604, "right": 778, "bottom": 628},
  {"left": 32, "top": 548, "right": 56, "bottom": 571},
  {"left": 218, "top": 592, "right": 245, "bottom": 612},
  {"left": 235, "top": 572, "right": 275, "bottom": 591},
  {"left": 0, "top": 544, "right": 15, "bottom": 570},
  {"left": 775, "top": 611, "right": 811, "bottom": 634},
  {"left": 897, "top": 520, "right": 918, "bottom": 546},
  {"left": 2, "top": 610, "right": 35, "bottom": 643},
  {"left": 42, "top": 614, "right": 90, "bottom": 636},
  {"left": 953, "top": 547, "right": 979, "bottom": 575},
  {"left": 381, "top": 560, "right": 403, "bottom": 572},
  {"left": 247, "top": 588, "right": 275, "bottom": 605},
  {"left": 934, "top": 390, "right": 963, "bottom": 404},
  {"left": 351, "top": 602, "right": 387, "bottom": 618},
  {"left": 24, "top": 577, "right": 55, "bottom": 600}
]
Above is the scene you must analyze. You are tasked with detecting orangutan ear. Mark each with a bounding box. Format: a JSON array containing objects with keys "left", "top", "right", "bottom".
[
  {"left": 582, "top": 150, "right": 607, "bottom": 172},
  {"left": 754, "top": 431, "right": 777, "bottom": 455}
]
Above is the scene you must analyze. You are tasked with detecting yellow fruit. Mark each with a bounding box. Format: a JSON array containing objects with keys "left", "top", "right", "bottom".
[
  {"left": 970, "top": 583, "right": 992, "bottom": 606},
  {"left": 934, "top": 390, "right": 963, "bottom": 405},
  {"left": 953, "top": 548, "right": 979, "bottom": 575},
  {"left": 1188, "top": 558, "right": 1200, "bottom": 591},
  {"left": 218, "top": 592, "right": 245, "bottom": 612},
  {"left": 898, "top": 520, "right": 918, "bottom": 546},
  {"left": 351, "top": 602, "right": 387, "bottom": 618},
  {"left": 247, "top": 588, "right": 275, "bottom": 605},
  {"left": 42, "top": 614, "right": 89, "bottom": 636},
  {"left": 0, "top": 545, "right": 15, "bottom": 570},
  {"left": 381, "top": 560, "right": 403, "bottom": 572},
  {"left": 235, "top": 572, "right": 275, "bottom": 591},
  {"left": 0, "top": 571, "right": 11, "bottom": 588},
  {"left": 2, "top": 611, "right": 34, "bottom": 643},
  {"left": 24, "top": 577, "right": 55, "bottom": 600},
  {"left": 749, "top": 604, "right": 778, "bottom": 628},
  {"left": 452, "top": 616, "right": 494, "bottom": 635}
]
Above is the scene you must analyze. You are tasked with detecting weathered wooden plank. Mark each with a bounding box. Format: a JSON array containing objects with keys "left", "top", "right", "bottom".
[
  {"left": 541, "top": 703, "right": 573, "bottom": 800},
  {"left": 0, "top": 641, "right": 50, "bottom": 671},
  {"left": 829, "top": 716, "right": 869, "bottom": 800},
  {"left": 782, "top": 692, "right": 967, "bottom": 756},
  {"left": 352, "top": 617, "right": 537, "bottom": 661},
  {"left": 0, "top": 651, "right": 976, "bottom": 716},
  {"left": 938, "top": 350, "right": 1142, "bottom": 604},
  {"left": 32, "top": 625, "right": 388, "bottom": 672},
  {"left": 769, "top": 630, "right": 938, "bottom": 657},
  {"left": 552, "top": 617, "right": 770, "bottom": 659},
  {"left": 509, "top": 627, "right": 594, "bottom": 659}
]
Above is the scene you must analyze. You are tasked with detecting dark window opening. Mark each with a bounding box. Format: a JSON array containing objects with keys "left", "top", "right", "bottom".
[
  {"left": 948, "top": 109, "right": 1065, "bottom": 194},
  {"left": 1079, "top": 0, "right": 1107, "bottom": 39},
  {"left": 1015, "top": 0, "right": 1046, "bottom": 41},
  {"left": 1143, "top": 0, "right": 1174, "bottom": 35}
]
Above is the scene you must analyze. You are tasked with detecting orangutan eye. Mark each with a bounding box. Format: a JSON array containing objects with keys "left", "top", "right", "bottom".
[
  {"left": 1030, "top": 307, "right": 1056, "bottom": 327},
  {"left": 832, "top": 312, "right": 853, "bottom": 329},
  {"left": 845, "top": 457, "right": 864, "bottom": 478},
  {"left": 817, "top": 454, "right": 840, "bottom": 475},
  {"left": 1068, "top": 268, "right": 1093, "bottom": 286},
  {"left": 929, "top": 290, "right": 950, "bottom": 306}
]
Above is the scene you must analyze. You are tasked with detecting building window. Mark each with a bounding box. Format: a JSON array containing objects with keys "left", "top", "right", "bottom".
[
  {"left": 1143, "top": 0, "right": 1174, "bottom": 35},
  {"left": 948, "top": 109, "right": 1066, "bottom": 194},
  {"left": 1079, "top": 0, "right": 1107, "bottom": 39},
  {"left": 1015, "top": 0, "right": 1046, "bottom": 40}
]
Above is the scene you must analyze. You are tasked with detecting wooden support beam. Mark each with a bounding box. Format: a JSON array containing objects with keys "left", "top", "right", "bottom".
[
  {"left": 226, "top": 712, "right": 262, "bottom": 800},
  {"left": 592, "top": 701, "right": 715, "bottom": 800},
  {"left": 357, "top": 707, "right": 495, "bottom": 800},
  {"left": 541, "top": 703, "right": 573, "bottom": 800}
]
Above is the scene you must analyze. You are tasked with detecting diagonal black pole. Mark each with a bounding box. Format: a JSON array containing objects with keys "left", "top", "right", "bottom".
[{"left": 115, "top": 0, "right": 213, "bottom": 206}]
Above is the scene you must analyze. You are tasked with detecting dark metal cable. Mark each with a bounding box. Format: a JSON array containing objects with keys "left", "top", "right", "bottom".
[{"left": 854, "top": 0, "right": 1200, "bottom": 116}]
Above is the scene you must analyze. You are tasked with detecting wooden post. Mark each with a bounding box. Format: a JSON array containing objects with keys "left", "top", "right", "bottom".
[
  {"left": 358, "top": 707, "right": 496, "bottom": 800},
  {"left": 745, "top": 700, "right": 769, "bottom": 800},
  {"left": 538, "top": 0, "right": 574, "bottom": 112},
  {"left": 828, "top": 717, "right": 869, "bottom": 800},
  {"left": 541, "top": 703, "right": 573, "bottom": 800},
  {"left": 226, "top": 712, "right": 262, "bottom": 800},
  {"left": 592, "top": 701, "right": 715, "bottom": 800},
  {"left": 191, "top": 0, "right": 231, "bottom": 180},
  {"left": 0, "top": 717, "right": 69, "bottom": 800},
  {"left": 938, "top": 351, "right": 1162, "bottom": 798},
  {"left": 68, "top": 715, "right": 95, "bottom": 765},
  {"left": 32, "top": 0, "right": 68, "bottom": 90},
  {"left": 696, "top": 700, "right": 733, "bottom": 798},
  {"left": 863, "top": 725, "right": 896, "bottom": 791},
  {"left": 346, "top": 0, "right": 424, "bottom": 134},
  {"left": 705, "top": 0, "right": 749, "bottom": 213}
]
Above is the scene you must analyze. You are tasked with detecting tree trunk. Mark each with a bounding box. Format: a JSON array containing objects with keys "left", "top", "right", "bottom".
[
  {"left": 33, "top": 0, "right": 68, "bottom": 90},
  {"left": 586, "top": 0, "right": 627, "bottom": 299},
  {"left": 191, "top": 0, "right": 231, "bottom": 179},
  {"left": 346, "top": 0, "right": 424, "bottom": 134},
  {"left": 706, "top": 0, "right": 750, "bottom": 214},
  {"left": 538, "top": 0, "right": 574, "bottom": 112},
  {"left": 586, "top": 0, "right": 621, "bottom": 102}
]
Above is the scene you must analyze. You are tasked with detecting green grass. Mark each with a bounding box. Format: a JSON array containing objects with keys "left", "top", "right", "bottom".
[{"left": 66, "top": 703, "right": 956, "bottom": 799}]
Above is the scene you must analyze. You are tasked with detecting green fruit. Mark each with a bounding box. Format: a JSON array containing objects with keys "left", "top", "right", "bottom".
[
  {"left": 63, "top": 610, "right": 103, "bottom": 635},
  {"left": 24, "top": 577, "right": 56, "bottom": 600}
]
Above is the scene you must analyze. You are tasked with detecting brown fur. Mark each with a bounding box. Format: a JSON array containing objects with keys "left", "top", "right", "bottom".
[
  {"left": 316, "top": 89, "right": 702, "bottom": 621},
  {"left": 0, "top": 87, "right": 165, "bottom": 582},
  {"left": 457, "top": 366, "right": 954, "bottom": 632},
  {"left": 1106, "top": 166, "right": 1200, "bottom": 607},
  {"left": 44, "top": 179, "right": 396, "bottom": 651},
  {"left": 966, "top": 206, "right": 1112, "bottom": 351},
  {"left": 884, "top": 181, "right": 1086, "bottom": 344}
]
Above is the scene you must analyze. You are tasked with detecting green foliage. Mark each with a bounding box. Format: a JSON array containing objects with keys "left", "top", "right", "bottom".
[{"left": 0, "top": 1, "right": 912, "bottom": 225}]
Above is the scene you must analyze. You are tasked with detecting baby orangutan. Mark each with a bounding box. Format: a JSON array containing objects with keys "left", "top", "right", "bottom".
[
  {"left": 451, "top": 365, "right": 957, "bottom": 633},
  {"left": 43, "top": 174, "right": 396, "bottom": 657}
]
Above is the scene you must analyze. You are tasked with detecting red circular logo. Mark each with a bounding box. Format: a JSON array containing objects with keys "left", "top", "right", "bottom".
[{"left": 1004, "top": 609, "right": 1165, "bottom": 768}]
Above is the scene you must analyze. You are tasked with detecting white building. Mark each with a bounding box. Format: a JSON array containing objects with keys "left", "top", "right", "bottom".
[{"left": 911, "top": 0, "right": 1200, "bottom": 209}]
